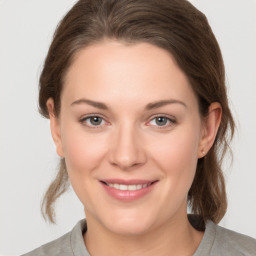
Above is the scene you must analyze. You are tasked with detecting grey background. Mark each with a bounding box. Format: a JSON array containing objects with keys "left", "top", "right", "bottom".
[{"left": 0, "top": 0, "right": 256, "bottom": 255}]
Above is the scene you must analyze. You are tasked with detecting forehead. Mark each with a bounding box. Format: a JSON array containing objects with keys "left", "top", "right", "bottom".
[{"left": 62, "top": 40, "right": 198, "bottom": 110}]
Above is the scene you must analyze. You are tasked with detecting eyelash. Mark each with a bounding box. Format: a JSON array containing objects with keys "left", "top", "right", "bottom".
[
  {"left": 147, "top": 114, "right": 176, "bottom": 128},
  {"left": 79, "top": 114, "right": 176, "bottom": 129},
  {"left": 79, "top": 114, "right": 108, "bottom": 129}
]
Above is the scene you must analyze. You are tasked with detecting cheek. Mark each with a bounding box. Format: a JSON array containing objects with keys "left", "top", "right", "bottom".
[
  {"left": 60, "top": 126, "right": 110, "bottom": 207},
  {"left": 61, "top": 125, "right": 108, "bottom": 175},
  {"left": 150, "top": 127, "right": 200, "bottom": 187}
]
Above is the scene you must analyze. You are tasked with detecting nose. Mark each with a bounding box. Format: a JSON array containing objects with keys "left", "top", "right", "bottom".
[{"left": 109, "top": 124, "right": 147, "bottom": 170}]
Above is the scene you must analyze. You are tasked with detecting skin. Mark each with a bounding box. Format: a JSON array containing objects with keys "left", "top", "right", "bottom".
[{"left": 47, "top": 40, "right": 222, "bottom": 256}]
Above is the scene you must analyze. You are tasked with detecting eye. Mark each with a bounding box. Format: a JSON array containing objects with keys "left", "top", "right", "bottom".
[
  {"left": 80, "top": 115, "right": 106, "bottom": 127},
  {"left": 148, "top": 116, "right": 176, "bottom": 128}
]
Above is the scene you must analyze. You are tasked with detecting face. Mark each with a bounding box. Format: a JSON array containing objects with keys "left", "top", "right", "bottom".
[{"left": 48, "top": 41, "right": 212, "bottom": 235}]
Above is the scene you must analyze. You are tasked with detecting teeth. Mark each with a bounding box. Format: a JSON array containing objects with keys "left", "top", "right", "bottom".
[
  {"left": 106, "top": 183, "right": 151, "bottom": 191},
  {"left": 120, "top": 184, "right": 128, "bottom": 190},
  {"left": 136, "top": 184, "right": 143, "bottom": 190},
  {"left": 113, "top": 184, "right": 120, "bottom": 189}
]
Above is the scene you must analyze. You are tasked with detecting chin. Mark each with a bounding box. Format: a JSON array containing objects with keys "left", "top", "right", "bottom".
[
  {"left": 109, "top": 221, "right": 153, "bottom": 236},
  {"left": 100, "top": 210, "right": 158, "bottom": 236}
]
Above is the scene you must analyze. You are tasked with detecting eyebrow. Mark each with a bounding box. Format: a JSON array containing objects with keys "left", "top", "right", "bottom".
[
  {"left": 71, "top": 98, "right": 108, "bottom": 109},
  {"left": 145, "top": 99, "right": 187, "bottom": 110},
  {"left": 71, "top": 98, "right": 187, "bottom": 110}
]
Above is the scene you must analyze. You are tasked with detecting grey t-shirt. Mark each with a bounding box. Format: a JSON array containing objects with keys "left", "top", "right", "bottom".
[{"left": 22, "top": 218, "right": 256, "bottom": 256}]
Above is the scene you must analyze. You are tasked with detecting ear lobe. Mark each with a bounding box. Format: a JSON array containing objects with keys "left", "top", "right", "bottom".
[
  {"left": 198, "top": 102, "right": 222, "bottom": 158},
  {"left": 46, "top": 98, "right": 64, "bottom": 158}
]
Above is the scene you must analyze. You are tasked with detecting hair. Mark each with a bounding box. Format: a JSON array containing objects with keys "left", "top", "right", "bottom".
[{"left": 39, "top": 0, "right": 235, "bottom": 224}]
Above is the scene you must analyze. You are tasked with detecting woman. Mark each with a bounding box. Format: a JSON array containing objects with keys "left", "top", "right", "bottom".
[{"left": 23, "top": 0, "right": 256, "bottom": 255}]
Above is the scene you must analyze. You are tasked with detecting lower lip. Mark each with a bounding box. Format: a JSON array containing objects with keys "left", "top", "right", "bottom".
[{"left": 100, "top": 182, "right": 157, "bottom": 201}]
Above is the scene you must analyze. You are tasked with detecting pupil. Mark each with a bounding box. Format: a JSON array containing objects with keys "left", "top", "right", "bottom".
[
  {"left": 91, "top": 117, "right": 101, "bottom": 125},
  {"left": 156, "top": 117, "right": 167, "bottom": 126}
]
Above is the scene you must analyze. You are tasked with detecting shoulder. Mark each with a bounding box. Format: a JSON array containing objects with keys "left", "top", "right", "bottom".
[
  {"left": 21, "top": 219, "right": 88, "bottom": 256},
  {"left": 213, "top": 223, "right": 256, "bottom": 255},
  {"left": 195, "top": 220, "right": 256, "bottom": 256},
  {"left": 21, "top": 232, "right": 72, "bottom": 256}
]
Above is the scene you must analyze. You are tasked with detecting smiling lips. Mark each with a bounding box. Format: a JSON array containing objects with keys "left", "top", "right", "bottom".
[{"left": 100, "top": 179, "right": 158, "bottom": 201}]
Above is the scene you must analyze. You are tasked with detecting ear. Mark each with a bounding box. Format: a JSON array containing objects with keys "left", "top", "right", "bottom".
[
  {"left": 198, "top": 102, "right": 222, "bottom": 158},
  {"left": 46, "top": 98, "right": 64, "bottom": 158}
]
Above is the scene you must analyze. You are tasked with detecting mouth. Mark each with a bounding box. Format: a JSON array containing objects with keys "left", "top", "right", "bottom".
[
  {"left": 100, "top": 180, "right": 157, "bottom": 191},
  {"left": 99, "top": 179, "right": 158, "bottom": 201}
]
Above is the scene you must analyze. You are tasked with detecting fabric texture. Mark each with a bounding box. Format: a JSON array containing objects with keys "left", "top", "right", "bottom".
[{"left": 21, "top": 218, "right": 256, "bottom": 256}]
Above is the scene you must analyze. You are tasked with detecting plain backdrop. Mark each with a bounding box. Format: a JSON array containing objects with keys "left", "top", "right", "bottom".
[{"left": 0, "top": 0, "right": 256, "bottom": 255}]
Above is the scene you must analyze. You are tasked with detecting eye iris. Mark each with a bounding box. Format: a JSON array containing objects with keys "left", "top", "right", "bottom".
[
  {"left": 156, "top": 117, "right": 167, "bottom": 126},
  {"left": 90, "top": 116, "right": 102, "bottom": 125}
]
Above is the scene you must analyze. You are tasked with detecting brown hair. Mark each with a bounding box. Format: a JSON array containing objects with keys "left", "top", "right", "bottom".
[{"left": 39, "top": 0, "right": 235, "bottom": 224}]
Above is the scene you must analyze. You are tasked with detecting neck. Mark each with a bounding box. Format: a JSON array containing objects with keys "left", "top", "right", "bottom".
[{"left": 84, "top": 211, "right": 204, "bottom": 256}]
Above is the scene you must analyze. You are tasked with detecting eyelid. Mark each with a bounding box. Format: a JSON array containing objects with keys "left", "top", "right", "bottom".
[
  {"left": 79, "top": 113, "right": 109, "bottom": 128},
  {"left": 78, "top": 113, "right": 177, "bottom": 129},
  {"left": 146, "top": 114, "right": 177, "bottom": 128}
]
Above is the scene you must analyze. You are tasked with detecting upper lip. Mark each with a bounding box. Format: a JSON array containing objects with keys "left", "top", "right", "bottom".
[{"left": 100, "top": 179, "right": 158, "bottom": 185}]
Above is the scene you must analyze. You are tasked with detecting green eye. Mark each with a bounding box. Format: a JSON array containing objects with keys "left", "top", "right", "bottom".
[
  {"left": 155, "top": 117, "right": 168, "bottom": 126},
  {"left": 81, "top": 116, "right": 106, "bottom": 127},
  {"left": 89, "top": 116, "right": 103, "bottom": 126},
  {"left": 149, "top": 116, "right": 175, "bottom": 127}
]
